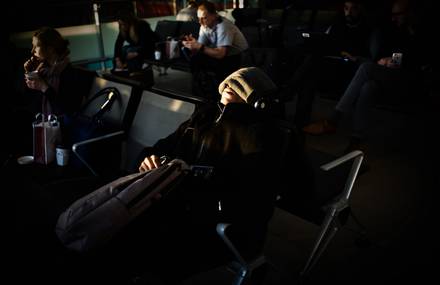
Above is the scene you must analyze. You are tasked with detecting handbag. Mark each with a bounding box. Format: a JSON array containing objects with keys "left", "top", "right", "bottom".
[
  {"left": 55, "top": 159, "right": 190, "bottom": 252},
  {"left": 33, "top": 113, "right": 61, "bottom": 165}
]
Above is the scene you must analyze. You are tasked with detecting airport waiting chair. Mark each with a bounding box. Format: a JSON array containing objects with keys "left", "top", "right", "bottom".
[
  {"left": 216, "top": 120, "right": 365, "bottom": 284},
  {"left": 216, "top": 223, "right": 269, "bottom": 285},
  {"left": 72, "top": 89, "right": 199, "bottom": 178},
  {"left": 71, "top": 76, "right": 134, "bottom": 177},
  {"left": 278, "top": 148, "right": 365, "bottom": 277},
  {"left": 177, "top": 20, "right": 200, "bottom": 39},
  {"left": 154, "top": 20, "right": 181, "bottom": 41}
]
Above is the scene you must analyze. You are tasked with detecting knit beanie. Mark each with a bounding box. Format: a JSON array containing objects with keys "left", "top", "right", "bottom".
[{"left": 218, "top": 67, "right": 277, "bottom": 105}]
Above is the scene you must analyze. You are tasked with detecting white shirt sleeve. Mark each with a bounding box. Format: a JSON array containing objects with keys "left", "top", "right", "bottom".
[
  {"left": 215, "top": 21, "right": 233, "bottom": 47},
  {"left": 198, "top": 26, "right": 209, "bottom": 45}
]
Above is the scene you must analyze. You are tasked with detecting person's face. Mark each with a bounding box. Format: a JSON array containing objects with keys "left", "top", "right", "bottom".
[
  {"left": 118, "top": 20, "right": 130, "bottom": 37},
  {"left": 344, "top": 1, "right": 361, "bottom": 24},
  {"left": 220, "top": 85, "right": 245, "bottom": 105},
  {"left": 32, "top": 36, "right": 45, "bottom": 60},
  {"left": 391, "top": 3, "right": 407, "bottom": 27},
  {"left": 198, "top": 9, "right": 216, "bottom": 29}
]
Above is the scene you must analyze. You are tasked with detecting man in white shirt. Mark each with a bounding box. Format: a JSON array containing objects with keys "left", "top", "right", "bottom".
[{"left": 182, "top": 1, "right": 249, "bottom": 100}]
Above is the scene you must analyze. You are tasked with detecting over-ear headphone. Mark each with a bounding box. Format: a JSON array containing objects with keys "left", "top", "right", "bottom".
[{"left": 253, "top": 97, "right": 280, "bottom": 110}]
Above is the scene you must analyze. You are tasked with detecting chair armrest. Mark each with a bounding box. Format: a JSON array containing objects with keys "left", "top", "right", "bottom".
[
  {"left": 320, "top": 150, "right": 364, "bottom": 202},
  {"left": 216, "top": 223, "right": 248, "bottom": 268},
  {"left": 320, "top": 150, "right": 363, "bottom": 171},
  {"left": 72, "top": 130, "right": 125, "bottom": 176}
]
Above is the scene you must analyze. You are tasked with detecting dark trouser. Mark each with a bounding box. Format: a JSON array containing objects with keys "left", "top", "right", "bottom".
[
  {"left": 292, "top": 55, "right": 358, "bottom": 128},
  {"left": 336, "top": 62, "right": 414, "bottom": 138}
]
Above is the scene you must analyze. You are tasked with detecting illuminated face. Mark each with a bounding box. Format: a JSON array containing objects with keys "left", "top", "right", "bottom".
[
  {"left": 198, "top": 9, "right": 216, "bottom": 29},
  {"left": 344, "top": 1, "right": 361, "bottom": 24},
  {"left": 32, "top": 36, "right": 45, "bottom": 60},
  {"left": 220, "top": 85, "right": 245, "bottom": 105}
]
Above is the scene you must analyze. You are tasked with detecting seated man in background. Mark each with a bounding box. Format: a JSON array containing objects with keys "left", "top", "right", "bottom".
[
  {"left": 303, "top": 0, "right": 428, "bottom": 152},
  {"left": 113, "top": 11, "right": 158, "bottom": 74},
  {"left": 287, "top": 0, "right": 374, "bottom": 129},
  {"left": 182, "top": 0, "right": 249, "bottom": 101},
  {"left": 176, "top": 0, "right": 198, "bottom": 22}
]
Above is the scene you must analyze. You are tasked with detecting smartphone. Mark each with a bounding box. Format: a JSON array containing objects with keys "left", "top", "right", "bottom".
[
  {"left": 391, "top": 52, "right": 403, "bottom": 66},
  {"left": 302, "top": 32, "right": 310, "bottom": 38}
]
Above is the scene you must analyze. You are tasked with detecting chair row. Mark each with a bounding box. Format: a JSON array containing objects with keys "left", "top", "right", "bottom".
[{"left": 72, "top": 70, "right": 205, "bottom": 177}]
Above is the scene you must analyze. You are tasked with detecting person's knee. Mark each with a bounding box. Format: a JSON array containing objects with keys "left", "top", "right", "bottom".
[
  {"left": 358, "top": 62, "right": 377, "bottom": 76},
  {"left": 361, "top": 80, "right": 378, "bottom": 93},
  {"left": 359, "top": 80, "right": 379, "bottom": 103}
]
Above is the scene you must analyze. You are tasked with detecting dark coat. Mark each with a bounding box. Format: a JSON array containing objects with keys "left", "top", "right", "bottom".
[
  {"left": 140, "top": 102, "right": 289, "bottom": 257},
  {"left": 114, "top": 20, "right": 158, "bottom": 63},
  {"left": 31, "top": 64, "right": 92, "bottom": 116}
]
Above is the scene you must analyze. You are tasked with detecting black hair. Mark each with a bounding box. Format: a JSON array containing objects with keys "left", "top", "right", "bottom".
[
  {"left": 116, "top": 9, "right": 137, "bottom": 25},
  {"left": 198, "top": 1, "right": 217, "bottom": 15}
]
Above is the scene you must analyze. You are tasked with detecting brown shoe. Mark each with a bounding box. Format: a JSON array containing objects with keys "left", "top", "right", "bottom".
[{"left": 302, "top": 119, "right": 337, "bottom": 135}]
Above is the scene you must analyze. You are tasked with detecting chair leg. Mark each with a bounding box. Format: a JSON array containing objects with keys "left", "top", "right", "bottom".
[
  {"left": 300, "top": 209, "right": 340, "bottom": 276},
  {"left": 230, "top": 263, "right": 248, "bottom": 285},
  {"left": 349, "top": 211, "right": 371, "bottom": 248}
]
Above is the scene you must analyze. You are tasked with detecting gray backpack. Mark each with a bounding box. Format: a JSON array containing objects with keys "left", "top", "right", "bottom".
[{"left": 55, "top": 159, "right": 190, "bottom": 252}]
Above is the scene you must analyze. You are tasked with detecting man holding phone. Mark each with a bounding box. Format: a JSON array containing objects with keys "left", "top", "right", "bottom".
[{"left": 182, "top": 1, "right": 248, "bottom": 100}]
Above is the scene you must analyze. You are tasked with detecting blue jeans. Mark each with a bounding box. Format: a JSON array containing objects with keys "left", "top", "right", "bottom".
[{"left": 336, "top": 62, "right": 413, "bottom": 138}]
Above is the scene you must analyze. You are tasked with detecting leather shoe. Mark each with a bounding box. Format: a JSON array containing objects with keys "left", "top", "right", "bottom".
[{"left": 302, "top": 119, "right": 337, "bottom": 135}]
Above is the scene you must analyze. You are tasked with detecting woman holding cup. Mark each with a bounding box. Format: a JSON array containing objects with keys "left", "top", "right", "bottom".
[{"left": 24, "top": 27, "right": 86, "bottom": 117}]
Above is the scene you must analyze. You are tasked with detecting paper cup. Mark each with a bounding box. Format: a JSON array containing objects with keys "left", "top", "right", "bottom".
[
  {"left": 155, "top": 51, "right": 161, "bottom": 60},
  {"left": 56, "top": 147, "right": 70, "bottom": 166}
]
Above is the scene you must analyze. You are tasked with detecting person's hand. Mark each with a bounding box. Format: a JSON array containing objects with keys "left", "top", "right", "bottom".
[
  {"left": 25, "top": 76, "right": 49, "bottom": 93},
  {"left": 24, "top": 56, "right": 42, "bottom": 73},
  {"left": 139, "top": 155, "right": 162, "bottom": 172},
  {"left": 115, "top": 57, "right": 126, "bottom": 69},
  {"left": 378, "top": 57, "right": 399, "bottom": 68},
  {"left": 182, "top": 35, "right": 201, "bottom": 51},
  {"left": 340, "top": 51, "right": 356, "bottom": 62},
  {"left": 182, "top": 34, "right": 195, "bottom": 41}
]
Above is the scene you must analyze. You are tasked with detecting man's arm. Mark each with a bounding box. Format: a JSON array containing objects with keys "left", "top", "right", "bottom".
[
  {"left": 201, "top": 45, "right": 227, "bottom": 59},
  {"left": 182, "top": 34, "right": 228, "bottom": 59}
]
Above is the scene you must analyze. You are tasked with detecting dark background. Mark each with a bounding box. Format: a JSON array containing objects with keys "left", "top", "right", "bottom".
[
  {"left": 6, "top": 0, "right": 407, "bottom": 33},
  {"left": 7, "top": 0, "right": 134, "bottom": 33}
]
